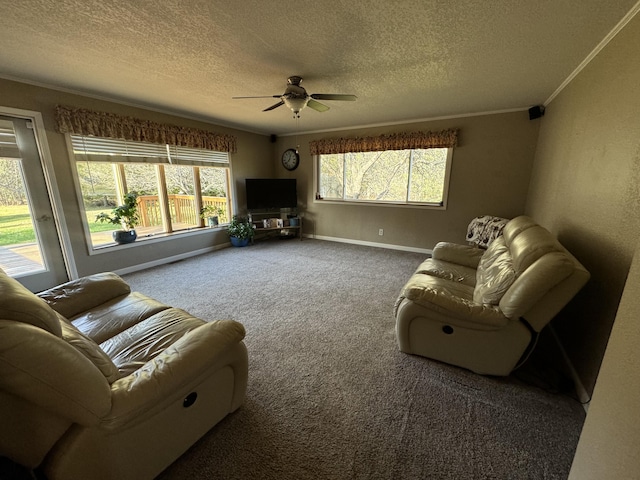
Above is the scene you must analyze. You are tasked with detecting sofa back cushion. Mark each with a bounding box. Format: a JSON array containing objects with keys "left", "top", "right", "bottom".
[
  {"left": 498, "top": 217, "right": 589, "bottom": 324},
  {"left": 473, "top": 237, "right": 516, "bottom": 305},
  {"left": 504, "top": 225, "right": 562, "bottom": 275},
  {"left": 0, "top": 269, "right": 61, "bottom": 337},
  {"left": 59, "top": 316, "right": 121, "bottom": 383},
  {"left": 502, "top": 215, "right": 538, "bottom": 245},
  {"left": 37, "top": 272, "right": 132, "bottom": 319}
]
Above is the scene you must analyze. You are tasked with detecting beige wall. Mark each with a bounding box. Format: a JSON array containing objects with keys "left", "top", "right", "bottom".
[
  {"left": 275, "top": 111, "right": 540, "bottom": 250},
  {"left": 1, "top": 79, "right": 539, "bottom": 278},
  {"left": 0, "top": 78, "right": 272, "bottom": 277},
  {"left": 569, "top": 241, "right": 640, "bottom": 479},
  {"left": 525, "top": 13, "right": 640, "bottom": 393}
]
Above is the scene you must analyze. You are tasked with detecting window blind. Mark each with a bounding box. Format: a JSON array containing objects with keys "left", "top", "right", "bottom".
[
  {"left": 0, "top": 120, "right": 21, "bottom": 159},
  {"left": 71, "top": 135, "right": 230, "bottom": 167}
]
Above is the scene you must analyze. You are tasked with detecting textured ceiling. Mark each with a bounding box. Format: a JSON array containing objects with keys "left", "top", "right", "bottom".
[{"left": 0, "top": 1, "right": 637, "bottom": 135}]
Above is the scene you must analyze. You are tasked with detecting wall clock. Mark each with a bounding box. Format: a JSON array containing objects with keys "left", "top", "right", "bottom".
[{"left": 282, "top": 148, "right": 300, "bottom": 171}]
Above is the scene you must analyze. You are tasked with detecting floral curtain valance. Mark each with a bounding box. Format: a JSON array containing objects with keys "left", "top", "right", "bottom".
[
  {"left": 55, "top": 105, "right": 237, "bottom": 153},
  {"left": 309, "top": 129, "right": 458, "bottom": 155}
]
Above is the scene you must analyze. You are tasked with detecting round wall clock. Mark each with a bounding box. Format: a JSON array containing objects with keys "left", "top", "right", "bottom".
[{"left": 282, "top": 148, "right": 300, "bottom": 171}]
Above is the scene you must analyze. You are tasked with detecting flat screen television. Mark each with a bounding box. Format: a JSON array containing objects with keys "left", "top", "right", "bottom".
[{"left": 246, "top": 178, "right": 297, "bottom": 210}]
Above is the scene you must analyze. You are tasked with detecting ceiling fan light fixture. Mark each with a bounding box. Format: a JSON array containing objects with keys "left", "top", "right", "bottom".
[
  {"left": 283, "top": 96, "right": 309, "bottom": 115},
  {"left": 233, "top": 76, "right": 356, "bottom": 118}
]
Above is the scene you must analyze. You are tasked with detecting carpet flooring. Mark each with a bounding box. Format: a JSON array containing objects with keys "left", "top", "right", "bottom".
[{"left": 122, "top": 239, "right": 585, "bottom": 480}]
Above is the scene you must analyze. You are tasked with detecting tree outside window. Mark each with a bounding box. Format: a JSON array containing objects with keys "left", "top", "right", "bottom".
[{"left": 318, "top": 148, "right": 451, "bottom": 206}]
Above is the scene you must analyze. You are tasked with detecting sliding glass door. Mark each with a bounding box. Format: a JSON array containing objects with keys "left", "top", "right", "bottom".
[{"left": 0, "top": 114, "right": 68, "bottom": 291}]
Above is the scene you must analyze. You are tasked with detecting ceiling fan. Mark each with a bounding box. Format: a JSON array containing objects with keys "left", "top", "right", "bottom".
[{"left": 232, "top": 76, "right": 357, "bottom": 117}]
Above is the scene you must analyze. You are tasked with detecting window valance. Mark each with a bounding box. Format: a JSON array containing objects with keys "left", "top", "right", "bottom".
[
  {"left": 309, "top": 129, "right": 458, "bottom": 155},
  {"left": 55, "top": 105, "right": 237, "bottom": 153}
]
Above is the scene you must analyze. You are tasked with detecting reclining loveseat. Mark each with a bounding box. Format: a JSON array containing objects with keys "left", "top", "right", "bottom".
[
  {"left": 0, "top": 269, "right": 248, "bottom": 479},
  {"left": 394, "top": 215, "right": 589, "bottom": 375}
]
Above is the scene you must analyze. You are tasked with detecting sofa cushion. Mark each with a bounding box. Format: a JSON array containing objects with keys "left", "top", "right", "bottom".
[
  {"left": 415, "top": 258, "right": 477, "bottom": 286},
  {"left": 473, "top": 250, "right": 516, "bottom": 305},
  {"left": 100, "top": 308, "right": 206, "bottom": 377},
  {"left": 431, "top": 242, "right": 484, "bottom": 269},
  {"left": 477, "top": 236, "right": 507, "bottom": 267},
  {"left": 59, "top": 316, "right": 120, "bottom": 383},
  {"left": 71, "top": 292, "right": 170, "bottom": 344},
  {"left": 398, "top": 273, "right": 508, "bottom": 328},
  {"left": 0, "top": 269, "right": 61, "bottom": 337},
  {"left": 473, "top": 237, "right": 516, "bottom": 305}
]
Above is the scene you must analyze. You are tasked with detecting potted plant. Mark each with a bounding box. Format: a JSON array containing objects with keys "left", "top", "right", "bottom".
[
  {"left": 227, "top": 215, "right": 255, "bottom": 247},
  {"left": 200, "top": 205, "right": 226, "bottom": 227},
  {"left": 95, "top": 192, "right": 140, "bottom": 244}
]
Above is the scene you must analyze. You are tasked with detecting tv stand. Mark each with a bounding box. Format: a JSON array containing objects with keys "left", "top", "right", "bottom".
[{"left": 248, "top": 209, "right": 302, "bottom": 242}]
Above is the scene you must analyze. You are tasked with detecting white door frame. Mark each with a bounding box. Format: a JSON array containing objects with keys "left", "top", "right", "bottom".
[{"left": 0, "top": 105, "right": 77, "bottom": 280}]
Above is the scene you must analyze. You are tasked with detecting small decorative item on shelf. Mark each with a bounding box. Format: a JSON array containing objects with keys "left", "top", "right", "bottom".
[
  {"left": 227, "top": 215, "right": 255, "bottom": 247},
  {"left": 263, "top": 218, "right": 283, "bottom": 228},
  {"left": 200, "top": 205, "right": 226, "bottom": 227},
  {"left": 95, "top": 192, "right": 140, "bottom": 244}
]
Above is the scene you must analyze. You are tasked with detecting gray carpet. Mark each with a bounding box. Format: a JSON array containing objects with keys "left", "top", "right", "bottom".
[{"left": 122, "top": 239, "right": 585, "bottom": 480}]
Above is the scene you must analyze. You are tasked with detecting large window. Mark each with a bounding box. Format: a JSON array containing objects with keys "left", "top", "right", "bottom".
[
  {"left": 317, "top": 148, "right": 452, "bottom": 206},
  {"left": 71, "top": 135, "right": 231, "bottom": 248}
]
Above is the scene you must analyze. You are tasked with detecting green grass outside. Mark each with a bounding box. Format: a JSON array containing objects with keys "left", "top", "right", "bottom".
[{"left": 0, "top": 205, "right": 114, "bottom": 247}]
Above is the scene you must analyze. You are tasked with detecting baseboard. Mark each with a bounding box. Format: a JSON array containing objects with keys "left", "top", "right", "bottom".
[
  {"left": 114, "top": 243, "right": 230, "bottom": 276},
  {"left": 548, "top": 324, "right": 591, "bottom": 412},
  {"left": 304, "top": 234, "right": 432, "bottom": 254}
]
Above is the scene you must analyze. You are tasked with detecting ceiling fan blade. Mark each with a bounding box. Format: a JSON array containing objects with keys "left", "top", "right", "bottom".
[
  {"left": 263, "top": 101, "right": 285, "bottom": 112},
  {"left": 232, "top": 95, "right": 282, "bottom": 99},
  {"left": 307, "top": 99, "right": 330, "bottom": 112},
  {"left": 311, "top": 93, "right": 357, "bottom": 101}
]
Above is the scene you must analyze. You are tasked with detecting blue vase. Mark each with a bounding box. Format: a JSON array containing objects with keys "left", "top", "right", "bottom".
[
  {"left": 230, "top": 236, "right": 249, "bottom": 247},
  {"left": 113, "top": 230, "right": 137, "bottom": 244}
]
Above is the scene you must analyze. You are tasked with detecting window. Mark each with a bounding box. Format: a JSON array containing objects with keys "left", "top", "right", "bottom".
[
  {"left": 71, "top": 135, "right": 231, "bottom": 248},
  {"left": 317, "top": 147, "right": 452, "bottom": 206}
]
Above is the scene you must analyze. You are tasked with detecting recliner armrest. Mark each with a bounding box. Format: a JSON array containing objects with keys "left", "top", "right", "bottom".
[
  {"left": 104, "top": 320, "right": 247, "bottom": 429},
  {"left": 0, "top": 321, "right": 111, "bottom": 426},
  {"left": 37, "top": 273, "right": 132, "bottom": 319},
  {"left": 431, "top": 242, "right": 484, "bottom": 269}
]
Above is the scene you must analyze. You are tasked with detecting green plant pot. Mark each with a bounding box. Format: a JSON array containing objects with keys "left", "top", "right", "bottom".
[
  {"left": 113, "top": 230, "right": 137, "bottom": 244},
  {"left": 207, "top": 216, "right": 219, "bottom": 227}
]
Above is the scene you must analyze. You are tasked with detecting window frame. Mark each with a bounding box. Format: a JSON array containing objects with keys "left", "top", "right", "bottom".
[
  {"left": 66, "top": 135, "right": 235, "bottom": 252},
  {"left": 313, "top": 147, "right": 453, "bottom": 209}
]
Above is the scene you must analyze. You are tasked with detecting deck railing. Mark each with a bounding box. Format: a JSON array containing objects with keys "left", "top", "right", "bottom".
[{"left": 136, "top": 195, "right": 228, "bottom": 227}]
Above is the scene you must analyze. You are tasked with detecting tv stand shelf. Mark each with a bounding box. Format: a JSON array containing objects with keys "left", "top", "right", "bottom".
[{"left": 249, "top": 210, "right": 302, "bottom": 242}]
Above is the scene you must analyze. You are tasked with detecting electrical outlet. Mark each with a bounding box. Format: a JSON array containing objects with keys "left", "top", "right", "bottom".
[{"left": 378, "top": 228, "right": 384, "bottom": 236}]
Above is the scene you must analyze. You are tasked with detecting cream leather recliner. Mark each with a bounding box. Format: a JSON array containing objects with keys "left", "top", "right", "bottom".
[
  {"left": 0, "top": 269, "right": 248, "bottom": 479},
  {"left": 395, "top": 215, "right": 590, "bottom": 375}
]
